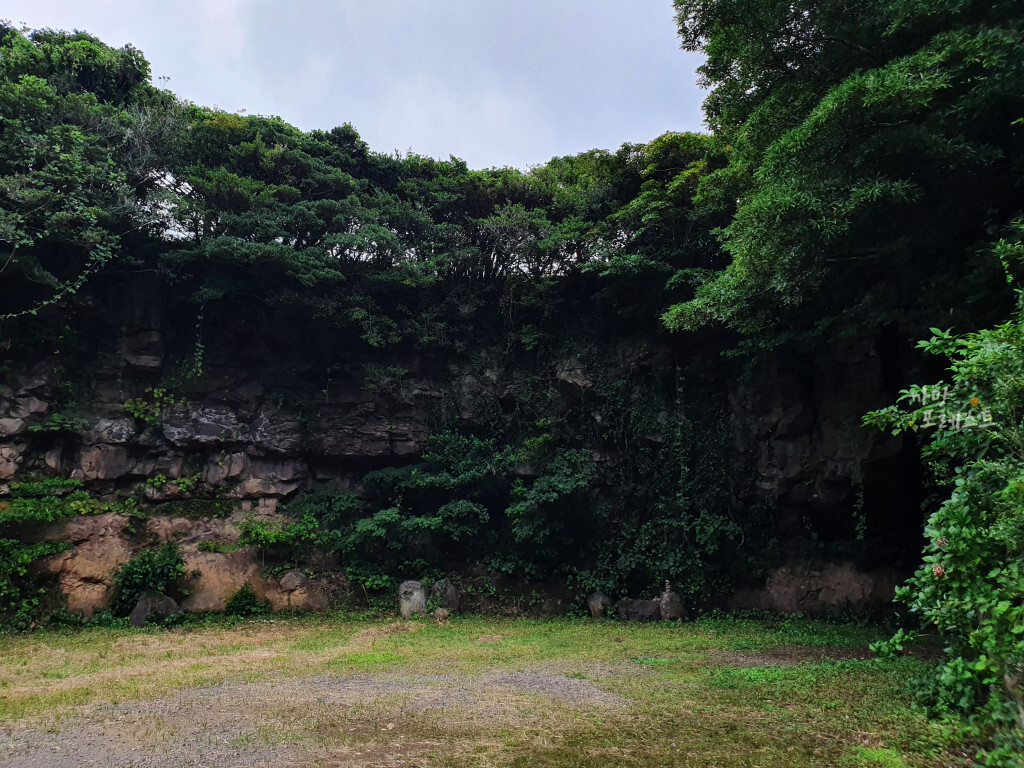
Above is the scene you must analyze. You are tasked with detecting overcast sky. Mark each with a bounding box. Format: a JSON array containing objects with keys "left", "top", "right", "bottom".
[{"left": 6, "top": 1, "right": 706, "bottom": 169}]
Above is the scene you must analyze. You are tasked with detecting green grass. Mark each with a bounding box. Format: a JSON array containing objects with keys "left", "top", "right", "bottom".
[{"left": 0, "top": 615, "right": 970, "bottom": 767}]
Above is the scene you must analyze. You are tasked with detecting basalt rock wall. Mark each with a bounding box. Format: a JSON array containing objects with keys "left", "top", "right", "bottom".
[{"left": 0, "top": 307, "right": 920, "bottom": 617}]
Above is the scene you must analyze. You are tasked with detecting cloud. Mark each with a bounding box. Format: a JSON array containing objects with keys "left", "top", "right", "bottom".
[
  {"left": 2, "top": 0, "right": 707, "bottom": 168},
  {"left": 374, "top": 77, "right": 551, "bottom": 168},
  {"left": 197, "top": 0, "right": 248, "bottom": 64}
]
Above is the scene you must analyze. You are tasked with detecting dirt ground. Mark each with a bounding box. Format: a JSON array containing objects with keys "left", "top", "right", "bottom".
[{"left": 0, "top": 669, "right": 626, "bottom": 767}]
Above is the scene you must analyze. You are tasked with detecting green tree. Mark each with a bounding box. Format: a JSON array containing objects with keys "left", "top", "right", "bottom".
[
  {"left": 665, "top": 0, "right": 1024, "bottom": 339},
  {"left": 0, "top": 25, "right": 179, "bottom": 322}
]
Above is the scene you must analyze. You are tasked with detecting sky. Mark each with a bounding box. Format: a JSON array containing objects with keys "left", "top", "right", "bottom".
[{"left": 5, "top": 1, "right": 707, "bottom": 170}]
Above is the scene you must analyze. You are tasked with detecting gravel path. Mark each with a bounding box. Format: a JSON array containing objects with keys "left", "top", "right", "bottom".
[{"left": 0, "top": 671, "right": 626, "bottom": 768}]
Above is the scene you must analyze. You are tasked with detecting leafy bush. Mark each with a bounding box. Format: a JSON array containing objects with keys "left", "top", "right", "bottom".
[
  {"left": 237, "top": 512, "right": 331, "bottom": 564},
  {"left": 223, "top": 583, "right": 271, "bottom": 616},
  {"left": 110, "top": 543, "right": 187, "bottom": 617}
]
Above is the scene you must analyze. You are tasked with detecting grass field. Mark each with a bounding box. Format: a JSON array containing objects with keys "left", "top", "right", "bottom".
[{"left": 0, "top": 615, "right": 969, "bottom": 767}]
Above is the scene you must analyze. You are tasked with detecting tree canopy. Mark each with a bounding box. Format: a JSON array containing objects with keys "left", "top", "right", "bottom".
[{"left": 664, "top": 0, "right": 1024, "bottom": 340}]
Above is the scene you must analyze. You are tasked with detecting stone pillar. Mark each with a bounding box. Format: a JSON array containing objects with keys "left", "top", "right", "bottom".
[
  {"left": 587, "top": 591, "right": 612, "bottom": 618},
  {"left": 399, "top": 580, "right": 427, "bottom": 617},
  {"left": 660, "top": 581, "right": 687, "bottom": 621}
]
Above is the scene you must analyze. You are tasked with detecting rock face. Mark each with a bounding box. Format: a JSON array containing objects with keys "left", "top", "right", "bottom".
[
  {"left": 36, "top": 508, "right": 339, "bottom": 617},
  {"left": 0, "top": 365, "right": 438, "bottom": 506},
  {"left": 399, "top": 580, "right": 427, "bottom": 617},
  {"left": 0, "top": 443, "right": 25, "bottom": 479},
  {"left": 180, "top": 549, "right": 264, "bottom": 612},
  {"left": 121, "top": 330, "right": 164, "bottom": 372},
  {"left": 129, "top": 590, "right": 179, "bottom": 627},
  {"left": 314, "top": 404, "right": 428, "bottom": 458},
  {"left": 728, "top": 337, "right": 918, "bottom": 545},
  {"left": 40, "top": 513, "right": 134, "bottom": 616},
  {"left": 75, "top": 444, "right": 132, "bottom": 481},
  {"left": 275, "top": 568, "right": 327, "bottom": 611},
  {"left": 732, "top": 560, "right": 902, "bottom": 616},
  {"left": 1, "top": 322, "right": 923, "bottom": 622},
  {"left": 616, "top": 598, "right": 661, "bottom": 622},
  {"left": 162, "top": 404, "right": 250, "bottom": 447},
  {"left": 587, "top": 591, "right": 613, "bottom": 619}
]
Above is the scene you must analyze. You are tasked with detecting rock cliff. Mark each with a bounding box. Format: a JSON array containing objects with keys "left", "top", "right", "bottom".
[{"left": 0, "top": 316, "right": 918, "bottom": 617}]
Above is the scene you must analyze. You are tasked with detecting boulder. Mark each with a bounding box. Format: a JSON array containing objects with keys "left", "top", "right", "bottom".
[
  {"left": 431, "top": 578, "right": 460, "bottom": 612},
  {"left": 279, "top": 569, "right": 310, "bottom": 592},
  {"left": 399, "top": 580, "right": 427, "bottom": 617},
  {"left": 587, "top": 591, "right": 613, "bottom": 619},
  {"left": 616, "top": 598, "right": 661, "bottom": 622},
  {"left": 275, "top": 568, "right": 326, "bottom": 610},
  {"left": 128, "top": 590, "right": 180, "bottom": 627}
]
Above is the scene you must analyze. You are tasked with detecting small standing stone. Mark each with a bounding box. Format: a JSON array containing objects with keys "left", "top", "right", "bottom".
[
  {"left": 433, "top": 607, "right": 450, "bottom": 624},
  {"left": 659, "top": 580, "right": 687, "bottom": 621},
  {"left": 587, "top": 591, "right": 613, "bottom": 619},
  {"left": 399, "top": 580, "right": 427, "bottom": 618},
  {"left": 431, "top": 578, "right": 460, "bottom": 612}
]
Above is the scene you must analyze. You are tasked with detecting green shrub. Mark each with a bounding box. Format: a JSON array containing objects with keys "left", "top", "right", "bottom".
[
  {"left": 197, "top": 540, "right": 230, "bottom": 553},
  {"left": 237, "top": 512, "right": 329, "bottom": 564},
  {"left": 110, "top": 543, "right": 187, "bottom": 616},
  {"left": 224, "top": 583, "right": 271, "bottom": 616}
]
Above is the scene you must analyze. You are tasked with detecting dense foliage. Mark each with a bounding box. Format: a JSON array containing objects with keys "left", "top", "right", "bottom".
[
  {"left": 223, "top": 583, "right": 271, "bottom": 616},
  {"left": 671, "top": 2, "right": 1024, "bottom": 760},
  {"left": 241, "top": 368, "right": 765, "bottom": 601},
  {"left": 665, "top": 0, "right": 1024, "bottom": 341},
  {"left": 0, "top": 26, "right": 178, "bottom": 321}
]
